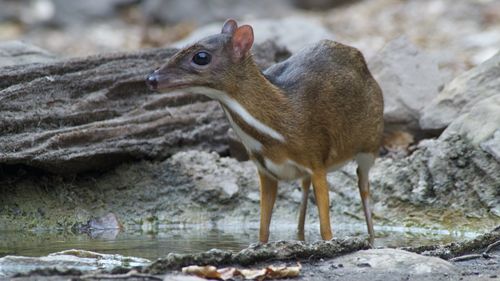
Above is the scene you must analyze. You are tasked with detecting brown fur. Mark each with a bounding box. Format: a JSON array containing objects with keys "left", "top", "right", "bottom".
[
  {"left": 146, "top": 19, "right": 384, "bottom": 244},
  {"left": 220, "top": 45, "right": 383, "bottom": 172}
]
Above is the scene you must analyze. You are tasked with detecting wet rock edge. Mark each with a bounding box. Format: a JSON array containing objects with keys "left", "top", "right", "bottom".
[
  {"left": 146, "top": 237, "right": 369, "bottom": 274},
  {"left": 8, "top": 226, "right": 499, "bottom": 279},
  {"left": 403, "top": 225, "right": 500, "bottom": 259}
]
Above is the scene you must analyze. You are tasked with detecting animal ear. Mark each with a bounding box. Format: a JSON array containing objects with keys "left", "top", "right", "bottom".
[
  {"left": 231, "top": 25, "right": 254, "bottom": 60},
  {"left": 221, "top": 19, "right": 238, "bottom": 34}
]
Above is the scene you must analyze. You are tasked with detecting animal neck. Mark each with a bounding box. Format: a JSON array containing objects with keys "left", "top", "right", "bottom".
[
  {"left": 224, "top": 58, "right": 291, "bottom": 143},
  {"left": 190, "top": 57, "right": 291, "bottom": 147}
]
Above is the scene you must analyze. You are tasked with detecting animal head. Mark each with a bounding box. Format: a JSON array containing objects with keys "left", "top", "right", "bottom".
[{"left": 146, "top": 19, "right": 255, "bottom": 93}]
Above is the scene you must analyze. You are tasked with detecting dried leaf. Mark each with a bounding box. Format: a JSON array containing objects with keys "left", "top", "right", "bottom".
[
  {"left": 218, "top": 267, "right": 237, "bottom": 280},
  {"left": 182, "top": 263, "right": 301, "bottom": 280},
  {"left": 267, "top": 263, "right": 302, "bottom": 278},
  {"left": 239, "top": 268, "right": 267, "bottom": 280},
  {"left": 182, "top": 265, "right": 221, "bottom": 279},
  {"left": 383, "top": 130, "right": 414, "bottom": 153}
]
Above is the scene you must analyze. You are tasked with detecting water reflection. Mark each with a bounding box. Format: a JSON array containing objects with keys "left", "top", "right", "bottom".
[{"left": 0, "top": 224, "right": 480, "bottom": 260}]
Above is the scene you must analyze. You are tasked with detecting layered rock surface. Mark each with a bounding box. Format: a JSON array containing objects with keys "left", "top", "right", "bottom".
[{"left": 0, "top": 42, "right": 287, "bottom": 173}]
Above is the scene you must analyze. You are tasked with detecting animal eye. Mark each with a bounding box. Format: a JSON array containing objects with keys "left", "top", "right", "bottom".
[{"left": 192, "top": 51, "right": 211, "bottom": 65}]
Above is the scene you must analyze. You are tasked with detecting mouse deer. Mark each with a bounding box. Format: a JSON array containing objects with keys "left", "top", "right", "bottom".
[{"left": 146, "top": 19, "right": 384, "bottom": 245}]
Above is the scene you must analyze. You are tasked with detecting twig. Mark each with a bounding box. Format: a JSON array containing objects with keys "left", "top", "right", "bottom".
[
  {"left": 78, "top": 270, "right": 162, "bottom": 280},
  {"left": 484, "top": 240, "right": 500, "bottom": 254},
  {"left": 449, "top": 254, "right": 482, "bottom": 262},
  {"left": 450, "top": 239, "right": 500, "bottom": 262}
]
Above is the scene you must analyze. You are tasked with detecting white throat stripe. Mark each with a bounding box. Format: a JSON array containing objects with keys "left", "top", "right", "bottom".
[
  {"left": 187, "top": 86, "right": 285, "bottom": 142},
  {"left": 222, "top": 107, "right": 263, "bottom": 152}
]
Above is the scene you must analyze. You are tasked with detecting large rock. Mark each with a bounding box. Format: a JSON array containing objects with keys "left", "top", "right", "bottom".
[
  {"left": 0, "top": 249, "right": 150, "bottom": 278},
  {"left": 368, "top": 37, "right": 444, "bottom": 133},
  {"left": 440, "top": 94, "right": 500, "bottom": 145},
  {"left": 372, "top": 135, "right": 500, "bottom": 219},
  {"left": 316, "top": 249, "right": 459, "bottom": 281},
  {"left": 0, "top": 42, "right": 284, "bottom": 174},
  {"left": 172, "top": 17, "right": 335, "bottom": 53},
  {"left": 0, "top": 46, "right": 225, "bottom": 173},
  {"left": 420, "top": 51, "right": 500, "bottom": 130},
  {"left": 168, "top": 151, "right": 253, "bottom": 205},
  {"left": 419, "top": 50, "right": 500, "bottom": 173}
]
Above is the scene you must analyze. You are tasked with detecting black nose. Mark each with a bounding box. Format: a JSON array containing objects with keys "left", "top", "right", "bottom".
[{"left": 146, "top": 71, "right": 159, "bottom": 90}]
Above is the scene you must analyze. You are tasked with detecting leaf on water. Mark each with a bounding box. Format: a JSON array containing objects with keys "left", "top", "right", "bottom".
[{"left": 181, "top": 263, "right": 301, "bottom": 280}]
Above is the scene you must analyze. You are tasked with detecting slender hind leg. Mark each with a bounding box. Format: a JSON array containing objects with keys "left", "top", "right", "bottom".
[
  {"left": 297, "top": 176, "right": 311, "bottom": 240},
  {"left": 312, "top": 171, "right": 333, "bottom": 240},
  {"left": 356, "top": 153, "right": 376, "bottom": 246},
  {"left": 258, "top": 170, "right": 278, "bottom": 243}
]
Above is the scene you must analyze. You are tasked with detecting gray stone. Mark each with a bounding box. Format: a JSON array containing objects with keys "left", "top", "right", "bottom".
[
  {"left": 88, "top": 212, "right": 122, "bottom": 230},
  {"left": 440, "top": 94, "right": 500, "bottom": 145},
  {"left": 371, "top": 136, "right": 500, "bottom": 220},
  {"left": 169, "top": 151, "right": 246, "bottom": 203},
  {"left": 420, "top": 51, "right": 500, "bottom": 130},
  {"left": 0, "top": 41, "right": 57, "bottom": 67},
  {"left": 0, "top": 249, "right": 150, "bottom": 278},
  {"left": 331, "top": 248, "right": 458, "bottom": 276},
  {"left": 368, "top": 36, "right": 444, "bottom": 132}
]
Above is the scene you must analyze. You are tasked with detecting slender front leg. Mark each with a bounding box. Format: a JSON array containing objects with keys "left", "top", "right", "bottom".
[
  {"left": 258, "top": 170, "right": 278, "bottom": 243},
  {"left": 357, "top": 167, "right": 375, "bottom": 246},
  {"left": 356, "top": 153, "right": 376, "bottom": 246},
  {"left": 311, "top": 171, "right": 333, "bottom": 240},
  {"left": 297, "top": 176, "right": 311, "bottom": 241}
]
